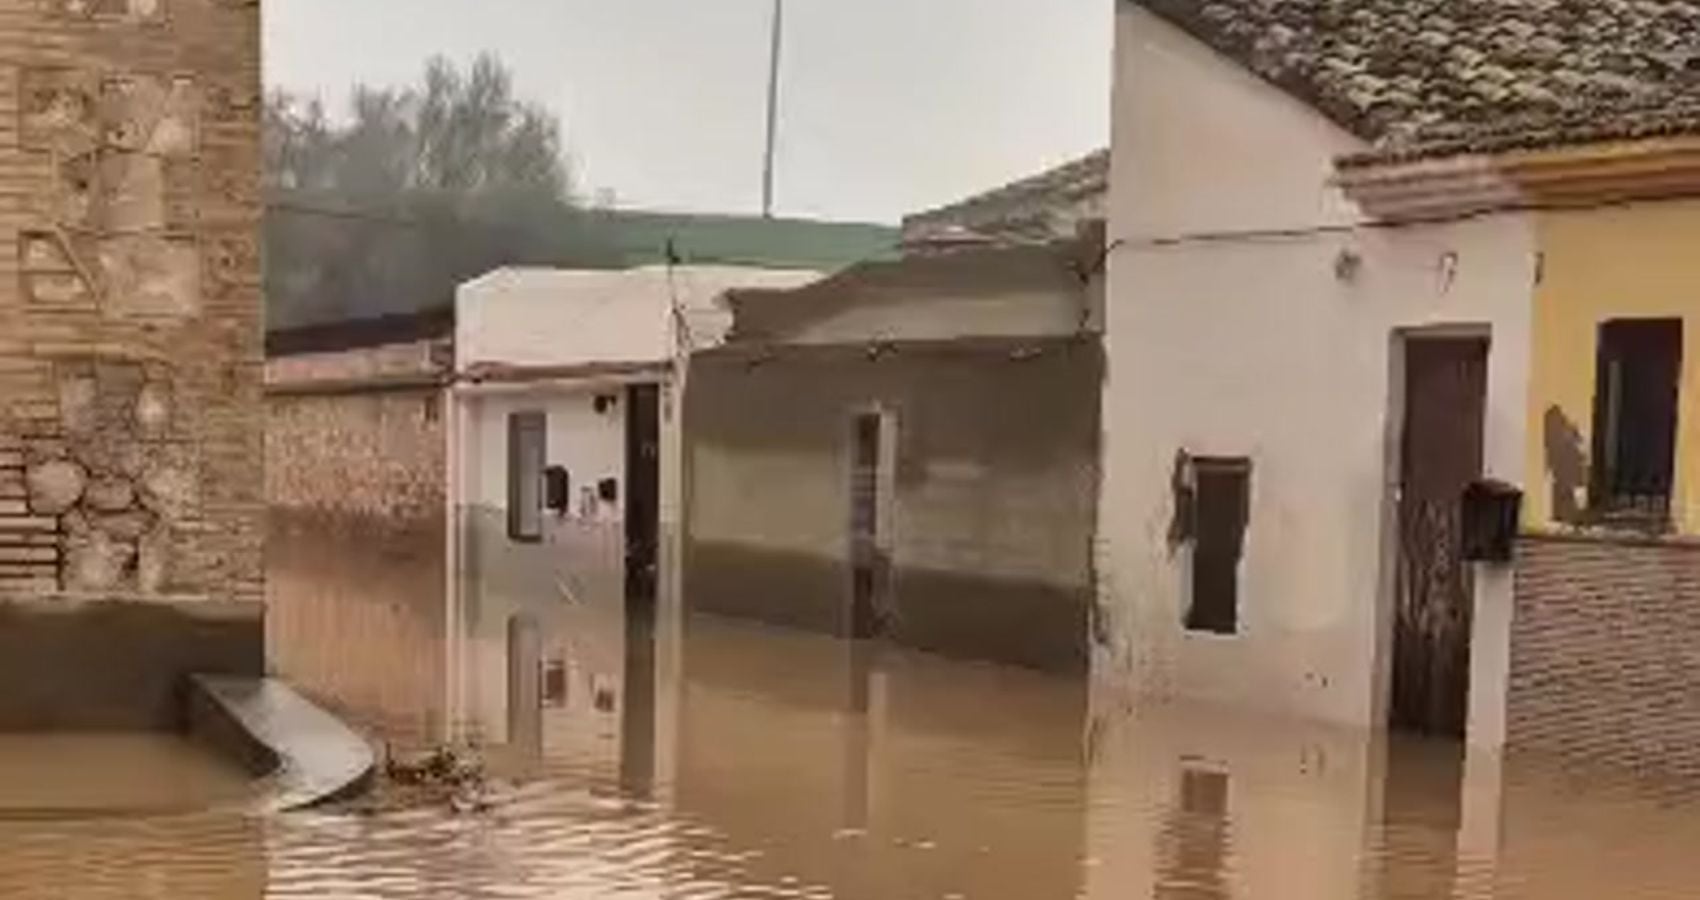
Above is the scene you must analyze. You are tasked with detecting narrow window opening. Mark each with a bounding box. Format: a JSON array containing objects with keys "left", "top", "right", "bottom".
[
  {"left": 1590, "top": 318, "right": 1681, "bottom": 523},
  {"left": 507, "top": 411, "right": 546, "bottom": 542},
  {"left": 1186, "top": 457, "right": 1251, "bottom": 635}
]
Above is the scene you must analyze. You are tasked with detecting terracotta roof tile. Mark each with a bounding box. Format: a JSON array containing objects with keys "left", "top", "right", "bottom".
[
  {"left": 1134, "top": 0, "right": 1700, "bottom": 161},
  {"left": 903, "top": 150, "right": 1109, "bottom": 243}
]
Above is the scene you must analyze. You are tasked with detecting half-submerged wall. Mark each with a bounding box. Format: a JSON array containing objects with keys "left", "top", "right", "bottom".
[{"left": 0, "top": 0, "right": 264, "bottom": 728}]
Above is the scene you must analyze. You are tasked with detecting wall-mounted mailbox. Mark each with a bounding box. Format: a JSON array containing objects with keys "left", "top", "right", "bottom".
[
  {"left": 1462, "top": 479, "right": 1522, "bottom": 563},
  {"left": 541, "top": 659, "right": 568, "bottom": 708},
  {"left": 544, "top": 466, "right": 571, "bottom": 513},
  {"left": 598, "top": 477, "right": 619, "bottom": 504}
]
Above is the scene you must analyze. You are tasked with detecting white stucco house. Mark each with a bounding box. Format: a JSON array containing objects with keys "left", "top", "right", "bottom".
[
  {"left": 444, "top": 264, "right": 817, "bottom": 752},
  {"left": 1098, "top": 0, "right": 1539, "bottom": 748}
]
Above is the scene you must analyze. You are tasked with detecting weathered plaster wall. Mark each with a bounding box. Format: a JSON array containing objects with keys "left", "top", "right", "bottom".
[
  {"left": 1101, "top": 6, "right": 1534, "bottom": 732},
  {"left": 685, "top": 340, "right": 1101, "bottom": 673},
  {"left": 456, "top": 266, "right": 817, "bottom": 373},
  {"left": 454, "top": 382, "right": 642, "bottom": 744},
  {"left": 267, "top": 337, "right": 444, "bottom": 384},
  {"left": 1525, "top": 199, "right": 1700, "bottom": 535},
  {"left": 0, "top": 0, "right": 263, "bottom": 603},
  {"left": 730, "top": 247, "right": 1095, "bottom": 348}
]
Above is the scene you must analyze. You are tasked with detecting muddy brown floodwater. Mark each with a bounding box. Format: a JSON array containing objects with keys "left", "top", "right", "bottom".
[{"left": 7, "top": 519, "right": 1700, "bottom": 898}]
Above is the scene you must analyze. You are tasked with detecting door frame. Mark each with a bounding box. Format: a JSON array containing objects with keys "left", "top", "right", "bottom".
[
  {"left": 845, "top": 404, "right": 897, "bottom": 639},
  {"left": 624, "top": 382, "right": 662, "bottom": 617},
  {"left": 1374, "top": 325, "right": 1495, "bottom": 740}
]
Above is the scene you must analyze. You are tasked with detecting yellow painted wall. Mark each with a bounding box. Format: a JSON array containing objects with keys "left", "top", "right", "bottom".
[{"left": 1527, "top": 198, "right": 1700, "bottom": 534}]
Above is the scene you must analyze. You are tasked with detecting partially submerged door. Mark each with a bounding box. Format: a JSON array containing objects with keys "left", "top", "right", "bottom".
[
  {"left": 625, "top": 384, "right": 661, "bottom": 615},
  {"left": 849, "top": 411, "right": 890, "bottom": 639},
  {"left": 1391, "top": 336, "right": 1488, "bottom": 737}
]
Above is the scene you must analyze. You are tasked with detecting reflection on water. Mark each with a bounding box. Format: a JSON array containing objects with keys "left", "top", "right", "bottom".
[
  {"left": 266, "top": 512, "right": 446, "bottom": 744},
  {"left": 12, "top": 523, "right": 1700, "bottom": 897},
  {"left": 0, "top": 734, "right": 253, "bottom": 815}
]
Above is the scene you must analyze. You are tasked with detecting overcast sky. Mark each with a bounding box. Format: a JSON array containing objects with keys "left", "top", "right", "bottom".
[{"left": 264, "top": 0, "right": 1110, "bottom": 224}]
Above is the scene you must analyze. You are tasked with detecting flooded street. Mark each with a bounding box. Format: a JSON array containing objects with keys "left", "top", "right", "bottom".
[{"left": 8, "top": 523, "right": 1700, "bottom": 899}]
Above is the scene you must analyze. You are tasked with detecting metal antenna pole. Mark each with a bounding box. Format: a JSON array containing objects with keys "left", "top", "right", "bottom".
[{"left": 761, "top": 0, "right": 784, "bottom": 218}]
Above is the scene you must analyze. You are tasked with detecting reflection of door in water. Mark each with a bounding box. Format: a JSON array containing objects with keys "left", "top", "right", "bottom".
[
  {"left": 849, "top": 412, "right": 889, "bottom": 639},
  {"left": 625, "top": 384, "right": 661, "bottom": 614},
  {"left": 1154, "top": 764, "right": 1230, "bottom": 900},
  {"left": 1392, "top": 336, "right": 1487, "bottom": 738}
]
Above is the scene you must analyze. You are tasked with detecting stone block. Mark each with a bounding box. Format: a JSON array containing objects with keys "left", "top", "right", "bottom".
[
  {"left": 136, "top": 526, "right": 169, "bottom": 594},
  {"left": 44, "top": 0, "right": 165, "bottom": 23},
  {"left": 98, "top": 235, "right": 200, "bottom": 318},
  {"left": 26, "top": 460, "right": 86, "bottom": 515},
  {"left": 19, "top": 68, "right": 100, "bottom": 157},
  {"left": 57, "top": 373, "right": 97, "bottom": 436},
  {"left": 140, "top": 464, "right": 197, "bottom": 519},
  {"left": 100, "top": 75, "right": 198, "bottom": 158},
  {"left": 84, "top": 477, "right": 136, "bottom": 512},
  {"left": 134, "top": 382, "right": 170, "bottom": 436},
  {"left": 97, "top": 511, "right": 152, "bottom": 541},
  {"left": 64, "top": 529, "right": 135, "bottom": 592}
]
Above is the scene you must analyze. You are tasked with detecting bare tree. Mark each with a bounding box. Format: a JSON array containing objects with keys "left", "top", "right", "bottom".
[{"left": 266, "top": 53, "right": 616, "bottom": 331}]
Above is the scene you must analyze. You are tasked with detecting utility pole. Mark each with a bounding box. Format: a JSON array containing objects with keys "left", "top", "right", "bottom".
[{"left": 761, "top": 0, "right": 784, "bottom": 218}]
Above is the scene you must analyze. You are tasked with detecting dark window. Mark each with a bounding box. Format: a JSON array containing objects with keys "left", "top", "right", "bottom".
[
  {"left": 1186, "top": 458, "right": 1250, "bottom": 636},
  {"left": 544, "top": 466, "right": 571, "bottom": 514},
  {"left": 507, "top": 411, "right": 546, "bottom": 542},
  {"left": 1591, "top": 319, "right": 1681, "bottom": 521}
]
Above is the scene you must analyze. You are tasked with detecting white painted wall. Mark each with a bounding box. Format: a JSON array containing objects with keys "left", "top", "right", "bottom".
[
  {"left": 735, "top": 248, "right": 1094, "bottom": 347},
  {"left": 1099, "top": 6, "right": 1535, "bottom": 735},
  {"left": 464, "top": 386, "right": 627, "bottom": 518},
  {"left": 450, "top": 264, "right": 823, "bottom": 744},
  {"left": 456, "top": 265, "right": 819, "bottom": 371},
  {"left": 457, "top": 384, "right": 628, "bottom": 745}
]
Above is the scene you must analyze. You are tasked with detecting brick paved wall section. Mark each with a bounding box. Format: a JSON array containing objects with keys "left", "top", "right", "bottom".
[
  {"left": 265, "top": 339, "right": 448, "bottom": 527},
  {"left": 0, "top": 0, "right": 263, "bottom": 604},
  {"left": 1509, "top": 534, "right": 1700, "bottom": 776}
]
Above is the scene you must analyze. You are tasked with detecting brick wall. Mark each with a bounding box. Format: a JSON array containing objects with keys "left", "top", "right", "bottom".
[
  {"left": 0, "top": 0, "right": 263, "bottom": 604},
  {"left": 265, "top": 339, "right": 447, "bottom": 526},
  {"left": 1509, "top": 534, "right": 1700, "bottom": 776}
]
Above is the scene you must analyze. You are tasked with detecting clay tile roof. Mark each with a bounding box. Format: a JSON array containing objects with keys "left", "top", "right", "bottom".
[
  {"left": 1132, "top": 0, "right": 1700, "bottom": 163},
  {"left": 903, "top": 149, "right": 1109, "bottom": 243}
]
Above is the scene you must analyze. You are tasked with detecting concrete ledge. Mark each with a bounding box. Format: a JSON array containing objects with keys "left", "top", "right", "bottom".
[
  {"left": 0, "top": 599, "right": 263, "bottom": 731},
  {"left": 188, "top": 675, "right": 376, "bottom": 812}
]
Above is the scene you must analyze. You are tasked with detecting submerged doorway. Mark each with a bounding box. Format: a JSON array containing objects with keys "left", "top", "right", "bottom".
[
  {"left": 1391, "top": 335, "right": 1488, "bottom": 738},
  {"left": 848, "top": 410, "right": 893, "bottom": 639},
  {"left": 625, "top": 384, "right": 661, "bottom": 617}
]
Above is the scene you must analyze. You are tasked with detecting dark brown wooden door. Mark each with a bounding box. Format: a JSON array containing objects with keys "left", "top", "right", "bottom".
[
  {"left": 625, "top": 384, "right": 661, "bottom": 615},
  {"left": 1392, "top": 336, "right": 1488, "bottom": 738},
  {"left": 849, "top": 412, "right": 888, "bottom": 639}
]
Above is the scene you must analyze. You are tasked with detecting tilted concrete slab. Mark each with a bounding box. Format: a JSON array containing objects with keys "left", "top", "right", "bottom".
[{"left": 188, "top": 675, "right": 375, "bottom": 812}]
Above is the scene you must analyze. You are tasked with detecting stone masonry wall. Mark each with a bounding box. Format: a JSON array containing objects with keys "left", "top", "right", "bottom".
[
  {"left": 1509, "top": 534, "right": 1700, "bottom": 777},
  {"left": 0, "top": 0, "right": 263, "bottom": 603},
  {"left": 264, "top": 339, "right": 448, "bottom": 526}
]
